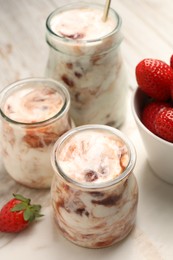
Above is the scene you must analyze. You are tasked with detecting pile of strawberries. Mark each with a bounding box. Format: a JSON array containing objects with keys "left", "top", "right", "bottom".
[{"left": 135, "top": 55, "right": 173, "bottom": 143}]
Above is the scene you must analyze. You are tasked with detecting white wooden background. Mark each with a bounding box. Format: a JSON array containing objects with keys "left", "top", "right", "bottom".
[{"left": 0, "top": 0, "right": 173, "bottom": 89}]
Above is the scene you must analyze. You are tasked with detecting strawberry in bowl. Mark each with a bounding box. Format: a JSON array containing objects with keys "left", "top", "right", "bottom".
[
  {"left": 132, "top": 55, "right": 173, "bottom": 184},
  {"left": 136, "top": 58, "right": 173, "bottom": 101},
  {"left": 135, "top": 57, "right": 173, "bottom": 143}
]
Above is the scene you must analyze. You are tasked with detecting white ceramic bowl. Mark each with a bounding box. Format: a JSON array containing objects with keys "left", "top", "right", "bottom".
[{"left": 132, "top": 87, "right": 173, "bottom": 184}]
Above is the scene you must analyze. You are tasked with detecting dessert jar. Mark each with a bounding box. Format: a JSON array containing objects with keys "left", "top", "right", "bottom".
[
  {"left": 45, "top": 2, "right": 128, "bottom": 127},
  {"left": 0, "top": 78, "right": 72, "bottom": 189},
  {"left": 51, "top": 125, "right": 138, "bottom": 248}
]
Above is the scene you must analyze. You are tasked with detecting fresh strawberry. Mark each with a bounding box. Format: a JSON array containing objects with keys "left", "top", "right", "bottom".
[
  {"left": 0, "top": 194, "right": 43, "bottom": 233},
  {"left": 154, "top": 107, "right": 173, "bottom": 142},
  {"left": 170, "top": 54, "right": 173, "bottom": 69},
  {"left": 141, "top": 101, "right": 170, "bottom": 134},
  {"left": 136, "top": 58, "right": 173, "bottom": 101}
]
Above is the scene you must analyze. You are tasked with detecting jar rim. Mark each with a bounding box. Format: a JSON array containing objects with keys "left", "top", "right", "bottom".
[
  {"left": 0, "top": 77, "right": 70, "bottom": 127},
  {"left": 46, "top": 2, "right": 122, "bottom": 45},
  {"left": 51, "top": 124, "right": 136, "bottom": 190}
]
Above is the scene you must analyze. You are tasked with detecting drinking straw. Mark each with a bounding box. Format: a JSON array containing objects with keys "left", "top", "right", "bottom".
[{"left": 102, "top": 0, "right": 111, "bottom": 22}]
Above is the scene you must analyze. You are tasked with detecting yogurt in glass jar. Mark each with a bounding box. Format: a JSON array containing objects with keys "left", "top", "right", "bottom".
[
  {"left": 51, "top": 125, "right": 138, "bottom": 248},
  {"left": 45, "top": 3, "right": 128, "bottom": 127},
  {"left": 0, "top": 78, "right": 72, "bottom": 189}
]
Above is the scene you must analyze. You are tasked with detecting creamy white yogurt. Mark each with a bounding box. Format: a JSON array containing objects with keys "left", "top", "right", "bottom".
[
  {"left": 0, "top": 78, "right": 72, "bottom": 188},
  {"left": 50, "top": 8, "right": 116, "bottom": 40},
  {"left": 51, "top": 126, "right": 138, "bottom": 248},
  {"left": 3, "top": 85, "right": 64, "bottom": 123},
  {"left": 46, "top": 3, "right": 128, "bottom": 127},
  {"left": 57, "top": 130, "right": 129, "bottom": 183}
]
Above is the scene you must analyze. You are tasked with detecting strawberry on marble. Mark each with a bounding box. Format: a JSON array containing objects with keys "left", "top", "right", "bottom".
[{"left": 0, "top": 194, "right": 43, "bottom": 233}]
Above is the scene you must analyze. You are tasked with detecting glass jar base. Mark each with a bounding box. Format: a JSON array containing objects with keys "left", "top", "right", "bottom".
[{"left": 54, "top": 219, "right": 136, "bottom": 249}]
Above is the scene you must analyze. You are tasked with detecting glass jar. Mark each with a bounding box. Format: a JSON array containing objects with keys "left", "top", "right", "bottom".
[
  {"left": 45, "top": 2, "right": 128, "bottom": 128},
  {"left": 0, "top": 77, "right": 72, "bottom": 189},
  {"left": 51, "top": 125, "right": 138, "bottom": 248}
]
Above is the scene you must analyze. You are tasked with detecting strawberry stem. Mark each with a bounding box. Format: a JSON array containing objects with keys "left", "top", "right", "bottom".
[{"left": 11, "top": 194, "right": 43, "bottom": 223}]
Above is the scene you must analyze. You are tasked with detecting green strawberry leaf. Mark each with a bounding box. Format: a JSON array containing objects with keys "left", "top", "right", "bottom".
[
  {"left": 13, "top": 194, "right": 30, "bottom": 204},
  {"left": 24, "top": 208, "right": 34, "bottom": 222},
  {"left": 11, "top": 203, "right": 27, "bottom": 212},
  {"left": 31, "top": 204, "right": 41, "bottom": 212}
]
